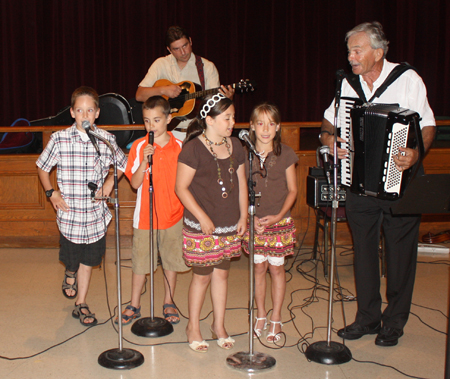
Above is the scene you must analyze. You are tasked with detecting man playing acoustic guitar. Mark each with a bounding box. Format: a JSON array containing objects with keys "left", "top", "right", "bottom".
[{"left": 136, "top": 26, "right": 234, "bottom": 139}]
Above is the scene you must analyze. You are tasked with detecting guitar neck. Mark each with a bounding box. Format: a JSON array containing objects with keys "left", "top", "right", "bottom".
[
  {"left": 187, "top": 87, "right": 222, "bottom": 101},
  {"left": 166, "top": 79, "right": 253, "bottom": 119},
  {"left": 171, "top": 79, "right": 253, "bottom": 105}
]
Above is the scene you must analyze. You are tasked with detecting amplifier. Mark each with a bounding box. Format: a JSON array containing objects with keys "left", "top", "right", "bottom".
[{"left": 306, "top": 167, "right": 347, "bottom": 208}]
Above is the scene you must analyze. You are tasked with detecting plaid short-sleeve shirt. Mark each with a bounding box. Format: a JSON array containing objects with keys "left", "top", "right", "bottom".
[{"left": 36, "top": 124, "right": 127, "bottom": 244}]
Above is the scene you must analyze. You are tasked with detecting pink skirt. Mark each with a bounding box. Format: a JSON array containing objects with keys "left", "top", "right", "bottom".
[
  {"left": 242, "top": 217, "right": 296, "bottom": 258},
  {"left": 182, "top": 229, "right": 242, "bottom": 267}
]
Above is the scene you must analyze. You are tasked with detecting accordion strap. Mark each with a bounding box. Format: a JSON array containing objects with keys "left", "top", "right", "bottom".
[
  {"left": 346, "top": 62, "right": 417, "bottom": 103},
  {"left": 346, "top": 73, "right": 367, "bottom": 103}
]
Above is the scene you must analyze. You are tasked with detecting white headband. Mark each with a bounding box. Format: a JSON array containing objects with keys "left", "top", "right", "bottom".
[{"left": 200, "top": 93, "right": 226, "bottom": 119}]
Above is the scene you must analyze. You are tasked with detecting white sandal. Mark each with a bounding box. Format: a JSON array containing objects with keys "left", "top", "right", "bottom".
[
  {"left": 267, "top": 320, "right": 283, "bottom": 343},
  {"left": 254, "top": 317, "right": 267, "bottom": 338},
  {"left": 210, "top": 325, "right": 235, "bottom": 350},
  {"left": 188, "top": 340, "right": 209, "bottom": 353}
]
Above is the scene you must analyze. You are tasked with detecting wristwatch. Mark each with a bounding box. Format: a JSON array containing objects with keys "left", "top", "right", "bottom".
[
  {"left": 45, "top": 189, "right": 55, "bottom": 198},
  {"left": 319, "top": 130, "right": 332, "bottom": 141}
]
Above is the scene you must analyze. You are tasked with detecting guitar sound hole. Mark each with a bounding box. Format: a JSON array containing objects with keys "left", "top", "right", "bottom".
[{"left": 170, "top": 89, "right": 190, "bottom": 109}]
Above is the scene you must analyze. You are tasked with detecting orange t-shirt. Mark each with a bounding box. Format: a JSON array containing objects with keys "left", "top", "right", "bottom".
[{"left": 125, "top": 132, "right": 183, "bottom": 230}]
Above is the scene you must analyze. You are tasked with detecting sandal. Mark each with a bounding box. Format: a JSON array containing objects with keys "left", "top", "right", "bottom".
[
  {"left": 188, "top": 340, "right": 209, "bottom": 353},
  {"left": 72, "top": 303, "right": 98, "bottom": 326},
  {"left": 210, "top": 325, "right": 235, "bottom": 350},
  {"left": 115, "top": 305, "right": 141, "bottom": 325},
  {"left": 62, "top": 270, "right": 78, "bottom": 299},
  {"left": 163, "top": 303, "right": 180, "bottom": 325},
  {"left": 254, "top": 317, "right": 267, "bottom": 339},
  {"left": 267, "top": 320, "right": 283, "bottom": 344}
]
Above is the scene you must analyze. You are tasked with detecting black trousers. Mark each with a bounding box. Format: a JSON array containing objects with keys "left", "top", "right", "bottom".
[{"left": 346, "top": 190, "right": 420, "bottom": 330}]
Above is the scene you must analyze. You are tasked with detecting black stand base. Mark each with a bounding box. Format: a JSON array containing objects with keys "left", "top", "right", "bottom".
[
  {"left": 98, "top": 348, "right": 144, "bottom": 370},
  {"left": 226, "top": 351, "right": 276, "bottom": 372},
  {"left": 305, "top": 341, "right": 352, "bottom": 365},
  {"left": 131, "top": 317, "right": 174, "bottom": 338}
]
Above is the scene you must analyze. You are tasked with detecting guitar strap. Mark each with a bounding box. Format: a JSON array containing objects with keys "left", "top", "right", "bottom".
[
  {"left": 346, "top": 62, "right": 417, "bottom": 103},
  {"left": 194, "top": 54, "right": 206, "bottom": 90}
]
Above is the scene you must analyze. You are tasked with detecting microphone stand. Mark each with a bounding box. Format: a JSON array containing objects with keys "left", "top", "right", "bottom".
[
  {"left": 227, "top": 148, "right": 276, "bottom": 372},
  {"left": 90, "top": 132, "right": 144, "bottom": 370},
  {"left": 305, "top": 70, "right": 352, "bottom": 365},
  {"left": 131, "top": 148, "right": 173, "bottom": 337}
]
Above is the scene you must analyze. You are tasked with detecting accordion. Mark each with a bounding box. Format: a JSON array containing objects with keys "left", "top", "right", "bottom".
[{"left": 340, "top": 102, "right": 423, "bottom": 200}]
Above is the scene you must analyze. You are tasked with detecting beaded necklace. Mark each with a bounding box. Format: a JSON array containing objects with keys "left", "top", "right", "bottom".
[
  {"left": 253, "top": 150, "right": 276, "bottom": 206},
  {"left": 203, "top": 131, "right": 234, "bottom": 198}
]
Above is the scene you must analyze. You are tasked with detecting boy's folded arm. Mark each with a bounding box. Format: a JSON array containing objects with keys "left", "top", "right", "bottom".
[{"left": 129, "top": 157, "right": 149, "bottom": 189}]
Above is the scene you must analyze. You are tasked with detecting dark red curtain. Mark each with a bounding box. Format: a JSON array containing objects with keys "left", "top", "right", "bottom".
[{"left": 1, "top": 0, "right": 449, "bottom": 126}]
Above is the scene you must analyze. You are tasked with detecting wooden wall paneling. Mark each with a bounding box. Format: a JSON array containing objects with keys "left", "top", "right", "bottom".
[{"left": 0, "top": 124, "right": 449, "bottom": 249}]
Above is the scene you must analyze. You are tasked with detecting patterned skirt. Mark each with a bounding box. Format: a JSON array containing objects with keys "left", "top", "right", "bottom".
[
  {"left": 182, "top": 229, "right": 242, "bottom": 267},
  {"left": 242, "top": 217, "right": 296, "bottom": 257}
]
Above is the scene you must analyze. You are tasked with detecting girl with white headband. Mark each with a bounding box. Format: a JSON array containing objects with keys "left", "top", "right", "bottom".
[{"left": 175, "top": 93, "right": 248, "bottom": 353}]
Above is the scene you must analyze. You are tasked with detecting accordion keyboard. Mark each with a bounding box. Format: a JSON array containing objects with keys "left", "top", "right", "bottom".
[{"left": 337, "top": 97, "right": 360, "bottom": 187}]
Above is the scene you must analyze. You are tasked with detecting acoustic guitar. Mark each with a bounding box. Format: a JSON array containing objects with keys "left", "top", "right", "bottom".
[{"left": 154, "top": 79, "right": 255, "bottom": 119}]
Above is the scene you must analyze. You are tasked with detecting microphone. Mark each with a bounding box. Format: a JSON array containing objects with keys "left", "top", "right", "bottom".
[
  {"left": 320, "top": 145, "right": 331, "bottom": 167},
  {"left": 334, "top": 69, "right": 346, "bottom": 106},
  {"left": 87, "top": 181, "right": 116, "bottom": 203},
  {"left": 148, "top": 131, "right": 154, "bottom": 165},
  {"left": 88, "top": 182, "right": 98, "bottom": 202},
  {"left": 239, "top": 129, "right": 258, "bottom": 157},
  {"left": 336, "top": 69, "right": 345, "bottom": 79},
  {"left": 319, "top": 145, "right": 331, "bottom": 184},
  {"left": 82, "top": 120, "right": 101, "bottom": 156}
]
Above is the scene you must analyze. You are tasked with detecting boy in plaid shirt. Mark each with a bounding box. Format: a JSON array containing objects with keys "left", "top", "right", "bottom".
[{"left": 36, "top": 86, "right": 127, "bottom": 326}]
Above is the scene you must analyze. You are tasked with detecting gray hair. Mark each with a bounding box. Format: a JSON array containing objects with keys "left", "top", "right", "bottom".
[{"left": 346, "top": 21, "right": 389, "bottom": 58}]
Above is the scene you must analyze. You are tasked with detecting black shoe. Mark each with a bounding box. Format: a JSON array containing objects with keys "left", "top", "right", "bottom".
[
  {"left": 337, "top": 321, "right": 381, "bottom": 340},
  {"left": 375, "top": 326, "right": 403, "bottom": 346}
]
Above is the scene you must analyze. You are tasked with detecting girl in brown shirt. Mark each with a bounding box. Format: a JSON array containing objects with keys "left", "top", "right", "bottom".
[
  {"left": 176, "top": 94, "right": 248, "bottom": 353},
  {"left": 242, "top": 102, "right": 298, "bottom": 344}
]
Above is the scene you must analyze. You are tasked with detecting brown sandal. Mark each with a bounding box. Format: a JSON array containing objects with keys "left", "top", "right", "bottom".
[
  {"left": 72, "top": 303, "right": 97, "bottom": 326},
  {"left": 62, "top": 270, "right": 78, "bottom": 299}
]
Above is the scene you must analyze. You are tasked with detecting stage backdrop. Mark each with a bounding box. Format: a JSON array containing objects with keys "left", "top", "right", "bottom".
[{"left": 1, "top": 0, "right": 449, "bottom": 127}]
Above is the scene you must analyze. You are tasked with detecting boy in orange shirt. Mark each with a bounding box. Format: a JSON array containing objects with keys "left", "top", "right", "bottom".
[{"left": 119, "top": 96, "right": 188, "bottom": 325}]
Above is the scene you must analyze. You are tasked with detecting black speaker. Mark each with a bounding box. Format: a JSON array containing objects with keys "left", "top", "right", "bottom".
[{"left": 306, "top": 167, "right": 346, "bottom": 208}]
